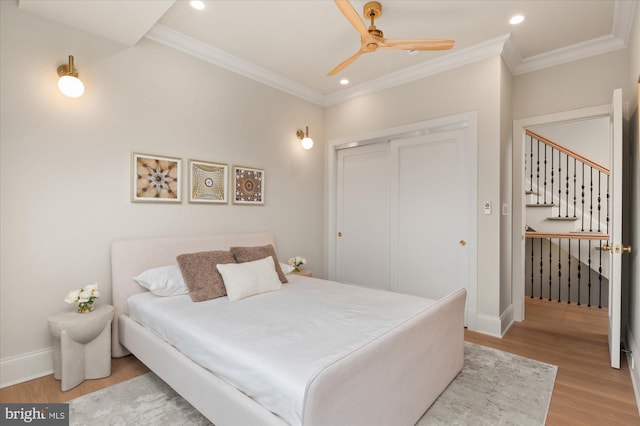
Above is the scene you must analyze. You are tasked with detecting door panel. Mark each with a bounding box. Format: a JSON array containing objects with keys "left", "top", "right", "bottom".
[
  {"left": 608, "top": 88, "right": 623, "bottom": 369},
  {"left": 392, "top": 132, "right": 468, "bottom": 300},
  {"left": 336, "top": 144, "right": 390, "bottom": 290}
]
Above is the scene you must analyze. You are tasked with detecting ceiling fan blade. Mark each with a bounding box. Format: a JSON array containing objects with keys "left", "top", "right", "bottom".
[
  {"left": 327, "top": 50, "right": 365, "bottom": 76},
  {"left": 379, "top": 39, "right": 455, "bottom": 51},
  {"left": 333, "top": 0, "right": 368, "bottom": 38}
]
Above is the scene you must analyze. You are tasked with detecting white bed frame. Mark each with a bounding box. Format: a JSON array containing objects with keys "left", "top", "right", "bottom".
[{"left": 111, "top": 232, "right": 466, "bottom": 426}]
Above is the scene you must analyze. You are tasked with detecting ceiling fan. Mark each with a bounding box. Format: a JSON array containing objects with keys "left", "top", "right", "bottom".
[{"left": 328, "top": 0, "right": 455, "bottom": 76}]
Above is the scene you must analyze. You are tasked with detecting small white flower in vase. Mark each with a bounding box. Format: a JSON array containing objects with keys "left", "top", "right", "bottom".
[
  {"left": 287, "top": 256, "right": 307, "bottom": 273},
  {"left": 65, "top": 283, "right": 100, "bottom": 313}
]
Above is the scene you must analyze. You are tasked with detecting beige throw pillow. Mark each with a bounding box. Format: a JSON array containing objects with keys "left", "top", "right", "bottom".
[
  {"left": 230, "top": 244, "right": 288, "bottom": 283},
  {"left": 177, "top": 250, "right": 236, "bottom": 302}
]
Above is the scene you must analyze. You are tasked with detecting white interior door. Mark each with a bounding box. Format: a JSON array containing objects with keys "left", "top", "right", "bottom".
[
  {"left": 336, "top": 143, "right": 390, "bottom": 290},
  {"left": 390, "top": 131, "right": 469, "bottom": 300},
  {"left": 607, "top": 88, "right": 623, "bottom": 369}
]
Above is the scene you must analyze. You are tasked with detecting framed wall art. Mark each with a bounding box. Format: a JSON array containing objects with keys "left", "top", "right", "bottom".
[
  {"left": 188, "top": 160, "right": 228, "bottom": 203},
  {"left": 132, "top": 153, "right": 181, "bottom": 203},
  {"left": 232, "top": 165, "right": 265, "bottom": 205}
]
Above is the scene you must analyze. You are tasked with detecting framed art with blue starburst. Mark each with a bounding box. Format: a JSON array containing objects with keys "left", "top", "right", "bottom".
[
  {"left": 232, "top": 165, "right": 265, "bottom": 205},
  {"left": 188, "top": 159, "right": 228, "bottom": 204},
  {"left": 132, "top": 153, "right": 182, "bottom": 203}
]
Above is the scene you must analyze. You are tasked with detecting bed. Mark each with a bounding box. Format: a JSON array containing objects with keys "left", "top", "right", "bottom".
[{"left": 111, "top": 232, "right": 466, "bottom": 426}]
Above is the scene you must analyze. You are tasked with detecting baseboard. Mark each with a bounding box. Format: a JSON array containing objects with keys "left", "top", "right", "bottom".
[
  {"left": 476, "top": 313, "right": 502, "bottom": 337},
  {"left": 626, "top": 327, "right": 640, "bottom": 415},
  {"left": 500, "top": 304, "right": 514, "bottom": 336},
  {"left": 0, "top": 348, "right": 53, "bottom": 388}
]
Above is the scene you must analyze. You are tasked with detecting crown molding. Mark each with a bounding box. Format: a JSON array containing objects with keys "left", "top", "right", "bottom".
[
  {"left": 513, "top": 34, "right": 627, "bottom": 76},
  {"left": 144, "top": 0, "right": 634, "bottom": 107},
  {"left": 144, "top": 24, "right": 325, "bottom": 106}
]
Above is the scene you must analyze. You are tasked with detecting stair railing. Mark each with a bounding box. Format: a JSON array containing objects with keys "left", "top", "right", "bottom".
[
  {"left": 525, "top": 232, "right": 609, "bottom": 307},
  {"left": 526, "top": 129, "right": 609, "bottom": 232},
  {"left": 525, "top": 130, "right": 610, "bottom": 306}
]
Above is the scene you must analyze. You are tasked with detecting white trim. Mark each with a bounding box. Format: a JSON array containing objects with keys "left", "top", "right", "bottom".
[
  {"left": 327, "top": 111, "right": 478, "bottom": 331},
  {"left": 626, "top": 326, "right": 640, "bottom": 415},
  {"left": 501, "top": 304, "right": 514, "bottom": 336},
  {"left": 512, "top": 104, "right": 611, "bottom": 322},
  {"left": 476, "top": 305, "right": 513, "bottom": 337},
  {"left": 476, "top": 313, "right": 502, "bottom": 338},
  {"left": 0, "top": 348, "right": 53, "bottom": 388},
  {"left": 514, "top": 34, "right": 626, "bottom": 76},
  {"left": 143, "top": 0, "right": 634, "bottom": 107}
]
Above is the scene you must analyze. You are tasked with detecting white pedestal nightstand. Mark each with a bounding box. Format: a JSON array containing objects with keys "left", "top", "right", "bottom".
[
  {"left": 48, "top": 304, "right": 114, "bottom": 391},
  {"left": 292, "top": 269, "right": 312, "bottom": 277}
]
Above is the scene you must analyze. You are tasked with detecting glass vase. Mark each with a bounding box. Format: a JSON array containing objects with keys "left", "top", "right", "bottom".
[{"left": 77, "top": 302, "right": 95, "bottom": 314}]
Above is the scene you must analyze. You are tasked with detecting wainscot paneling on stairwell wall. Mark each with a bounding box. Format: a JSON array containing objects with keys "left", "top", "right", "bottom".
[{"left": 0, "top": 1, "right": 324, "bottom": 387}]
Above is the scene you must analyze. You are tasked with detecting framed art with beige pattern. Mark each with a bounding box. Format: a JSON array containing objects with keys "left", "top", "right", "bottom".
[
  {"left": 132, "top": 153, "right": 181, "bottom": 203},
  {"left": 189, "top": 160, "right": 228, "bottom": 203}
]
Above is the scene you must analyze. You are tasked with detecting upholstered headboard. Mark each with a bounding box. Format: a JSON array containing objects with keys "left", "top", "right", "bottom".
[{"left": 111, "top": 232, "right": 276, "bottom": 357}]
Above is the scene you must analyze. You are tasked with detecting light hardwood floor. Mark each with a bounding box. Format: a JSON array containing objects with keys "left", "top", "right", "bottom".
[
  {"left": 2, "top": 298, "right": 638, "bottom": 424},
  {"left": 466, "top": 297, "right": 639, "bottom": 425}
]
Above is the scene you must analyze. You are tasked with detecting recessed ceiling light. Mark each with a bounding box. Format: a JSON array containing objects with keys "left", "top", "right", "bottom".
[
  {"left": 190, "top": 1, "right": 206, "bottom": 10},
  {"left": 340, "top": 79, "right": 350, "bottom": 85},
  {"left": 509, "top": 14, "right": 525, "bottom": 25},
  {"left": 407, "top": 50, "right": 419, "bottom": 56}
]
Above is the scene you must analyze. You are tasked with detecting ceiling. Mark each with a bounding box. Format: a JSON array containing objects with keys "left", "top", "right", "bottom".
[{"left": 18, "top": 0, "right": 637, "bottom": 106}]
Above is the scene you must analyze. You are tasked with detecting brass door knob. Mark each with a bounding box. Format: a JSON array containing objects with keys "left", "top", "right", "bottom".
[
  {"left": 338, "top": 232, "right": 342, "bottom": 237},
  {"left": 602, "top": 244, "right": 612, "bottom": 252},
  {"left": 459, "top": 240, "right": 466, "bottom": 246},
  {"left": 623, "top": 245, "right": 632, "bottom": 253}
]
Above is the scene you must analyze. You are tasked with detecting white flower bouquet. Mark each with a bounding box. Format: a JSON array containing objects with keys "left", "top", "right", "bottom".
[
  {"left": 65, "top": 283, "right": 100, "bottom": 313},
  {"left": 287, "top": 256, "right": 307, "bottom": 272}
]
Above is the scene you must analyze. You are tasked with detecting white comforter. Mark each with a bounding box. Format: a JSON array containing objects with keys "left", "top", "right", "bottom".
[{"left": 127, "top": 275, "right": 437, "bottom": 425}]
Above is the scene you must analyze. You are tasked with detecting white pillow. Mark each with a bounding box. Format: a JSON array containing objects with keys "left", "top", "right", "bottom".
[
  {"left": 216, "top": 256, "right": 282, "bottom": 301},
  {"left": 279, "top": 262, "right": 295, "bottom": 275},
  {"left": 133, "top": 265, "right": 189, "bottom": 297}
]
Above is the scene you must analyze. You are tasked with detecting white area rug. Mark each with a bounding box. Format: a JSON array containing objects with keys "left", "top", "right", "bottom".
[{"left": 68, "top": 342, "right": 556, "bottom": 425}]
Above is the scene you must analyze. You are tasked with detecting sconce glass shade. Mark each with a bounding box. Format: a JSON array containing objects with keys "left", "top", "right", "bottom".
[
  {"left": 58, "top": 75, "right": 84, "bottom": 98},
  {"left": 301, "top": 137, "right": 314, "bottom": 150},
  {"left": 296, "top": 126, "right": 314, "bottom": 150},
  {"left": 57, "top": 55, "right": 84, "bottom": 98}
]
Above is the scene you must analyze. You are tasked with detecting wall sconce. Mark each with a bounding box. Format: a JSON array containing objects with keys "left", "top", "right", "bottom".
[
  {"left": 57, "top": 55, "right": 84, "bottom": 98},
  {"left": 296, "top": 126, "right": 314, "bottom": 150}
]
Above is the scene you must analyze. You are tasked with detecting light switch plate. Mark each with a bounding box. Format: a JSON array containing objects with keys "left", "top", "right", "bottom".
[{"left": 483, "top": 201, "right": 491, "bottom": 215}]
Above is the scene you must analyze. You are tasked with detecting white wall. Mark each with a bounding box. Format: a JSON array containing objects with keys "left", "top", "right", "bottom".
[
  {"left": 0, "top": 1, "right": 325, "bottom": 385},
  {"left": 325, "top": 57, "right": 504, "bottom": 335},
  {"left": 500, "top": 58, "right": 513, "bottom": 322},
  {"left": 513, "top": 49, "right": 629, "bottom": 120},
  {"left": 530, "top": 117, "right": 610, "bottom": 168}
]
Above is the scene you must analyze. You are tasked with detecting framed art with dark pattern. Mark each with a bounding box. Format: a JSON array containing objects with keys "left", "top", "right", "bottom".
[
  {"left": 188, "top": 160, "right": 228, "bottom": 204},
  {"left": 232, "top": 165, "right": 264, "bottom": 205},
  {"left": 132, "top": 153, "right": 181, "bottom": 203}
]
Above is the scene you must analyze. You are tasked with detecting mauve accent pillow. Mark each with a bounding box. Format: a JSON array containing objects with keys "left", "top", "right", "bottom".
[
  {"left": 176, "top": 250, "right": 236, "bottom": 302},
  {"left": 230, "top": 244, "right": 288, "bottom": 283}
]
